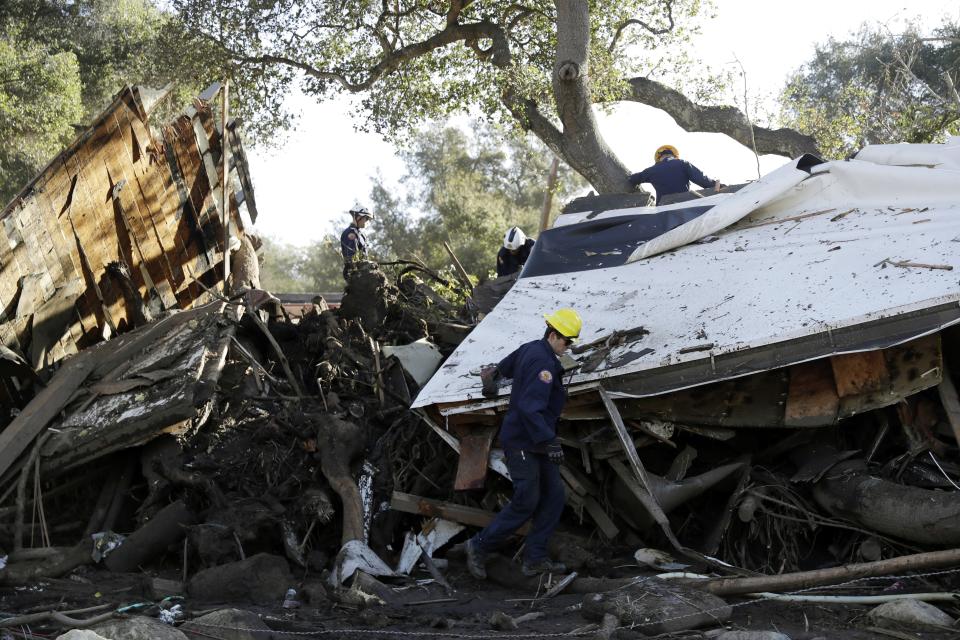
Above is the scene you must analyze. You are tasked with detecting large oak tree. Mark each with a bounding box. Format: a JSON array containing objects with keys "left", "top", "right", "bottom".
[{"left": 172, "top": 0, "right": 817, "bottom": 193}]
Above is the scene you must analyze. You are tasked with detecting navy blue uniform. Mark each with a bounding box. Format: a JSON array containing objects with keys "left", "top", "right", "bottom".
[
  {"left": 340, "top": 224, "right": 368, "bottom": 278},
  {"left": 496, "top": 238, "right": 535, "bottom": 277},
  {"left": 628, "top": 158, "right": 716, "bottom": 205},
  {"left": 475, "top": 338, "right": 567, "bottom": 563}
]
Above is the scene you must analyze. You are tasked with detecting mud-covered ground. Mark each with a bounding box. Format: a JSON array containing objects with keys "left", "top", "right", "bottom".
[{"left": 3, "top": 554, "right": 958, "bottom": 639}]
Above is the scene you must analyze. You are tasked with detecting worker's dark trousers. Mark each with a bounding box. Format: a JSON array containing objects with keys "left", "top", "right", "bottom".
[{"left": 474, "top": 449, "right": 565, "bottom": 563}]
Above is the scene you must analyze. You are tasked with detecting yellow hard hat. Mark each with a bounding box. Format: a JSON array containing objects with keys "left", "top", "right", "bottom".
[
  {"left": 543, "top": 308, "right": 582, "bottom": 341},
  {"left": 655, "top": 144, "right": 679, "bottom": 162}
]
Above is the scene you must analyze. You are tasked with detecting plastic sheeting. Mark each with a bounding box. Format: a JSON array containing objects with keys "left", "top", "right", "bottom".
[{"left": 413, "top": 141, "right": 960, "bottom": 409}]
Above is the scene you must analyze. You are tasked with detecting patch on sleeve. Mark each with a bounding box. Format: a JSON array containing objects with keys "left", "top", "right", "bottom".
[
  {"left": 538, "top": 369, "right": 553, "bottom": 384},
  {"left": 348, "top": 232, "right": 357, "bottom": 240}
]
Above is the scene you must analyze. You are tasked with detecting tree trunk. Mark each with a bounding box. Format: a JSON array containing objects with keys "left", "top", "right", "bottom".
[{"left": 552, "top": 0, "right": 634, "bottom": 194}]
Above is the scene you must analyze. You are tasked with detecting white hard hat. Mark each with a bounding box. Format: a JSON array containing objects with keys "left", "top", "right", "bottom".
[
  {"left": 503, "top": 226, "right": 527, "bottom": 251},
  {"left": 349, "top": 206, "right": 374, "bottom": 220}
]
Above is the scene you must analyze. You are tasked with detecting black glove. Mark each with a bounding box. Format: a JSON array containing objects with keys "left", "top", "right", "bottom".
[
  {"left": 546, "top": 441, "right": 564, "bottom": 465},
  {"left": 480, "top": 365, "right": 500, "bottom": 399}
]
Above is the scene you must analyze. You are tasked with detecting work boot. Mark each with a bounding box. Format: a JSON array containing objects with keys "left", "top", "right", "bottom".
[
  {"left": 466, "top": 537, "right": 487, "bottom": 580},
  {"left": 521, "top": 558, "right": 567, "bottom": 577}
]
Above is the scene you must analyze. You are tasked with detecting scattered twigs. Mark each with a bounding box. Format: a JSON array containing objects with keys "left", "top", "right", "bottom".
[
  {"left": 246, "top": 309, "right": 303, "bottom": 396},
  {"left": 31, "top": 448, "right": 51, "bottom": 548},
  {"left": 442, "top": 241, "right": 473, "bottom": 293},
  {"left": 230, "top": 336, "right": 284, "bottom": 387},
  {"left": 743, "top": 208, "right": 837, "bottom": 229},
  {"left": 15, "top": 432, "right": 50, "bottom": 551},
  {"left": 875, "top": 257, "right": 953, "bottom": 271}
]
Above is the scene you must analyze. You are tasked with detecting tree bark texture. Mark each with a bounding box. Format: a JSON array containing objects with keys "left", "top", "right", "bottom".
[
  {"left": 812, "top": 460, "right": 960, "bottom": 545},
  {"left": 316, "top": 415, "right": 367, "bottom": 545},
  {"left": 552, "top": 1, "right": 634, "bottom": 193},
  {"left": 626, "top": 77, "right": 820, "bottom": 159}
]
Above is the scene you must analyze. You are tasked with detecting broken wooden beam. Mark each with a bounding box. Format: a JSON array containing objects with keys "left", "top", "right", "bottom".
[
  {"left": 702, "top": 548, "right": 960, "bottom": 596},
  {"left": 598, "top": 387, "right": 681, "bottom": 550},
  {"left": 390, "top": 491, "right": 530, "bottom": 534}
]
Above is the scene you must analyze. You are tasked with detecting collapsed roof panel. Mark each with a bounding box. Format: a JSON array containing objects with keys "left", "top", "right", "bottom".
[
  {"left": 0, "top": 85, "right": 255, "bottom": 375},
  {"left": 414, "top": 141, "right": 960, "bottom": 411}
]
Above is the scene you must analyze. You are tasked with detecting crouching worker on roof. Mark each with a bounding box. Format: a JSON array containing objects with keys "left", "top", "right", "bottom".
[
  {"left": 628, "top": 145, "right": 723, "bottom": 205},
  {"left": 340, "top": 206, "right": 374, "bottom": 279},
  {"left": 497, "top": 226, "right": 536, "bottom": 277},
  {"left": 466, "top": 308, "right": 583, "bottom": 579}
]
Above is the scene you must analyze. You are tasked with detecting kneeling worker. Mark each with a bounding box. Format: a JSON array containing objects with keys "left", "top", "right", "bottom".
[
  {"left": 340, "top": 206, "right": 374, "bottom": 278},
  {"left": 467, "top": 308, "right": 583, "bottom": 578},
  {"left": 497, "top": 226, "right": 536, "bottom": 277},
  {"left": 628, "top": 145, "right": 723, "bottom": 205}
]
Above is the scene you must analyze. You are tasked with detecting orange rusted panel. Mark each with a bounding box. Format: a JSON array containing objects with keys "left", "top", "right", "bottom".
[
  {"left": 830, "top": 350, "right": 890, "bottom": 398},
  {"left": 452, "top": 425, "right": 497, "bottom": 491},
  {"left": 784, "top": 359, "right": 839, "bottom": 427}
]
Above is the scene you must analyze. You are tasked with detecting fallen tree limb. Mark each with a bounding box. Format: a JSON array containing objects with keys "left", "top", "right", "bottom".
[
  {"left": 0, "top": 604, "right": 114, "bottom": 628},
  {"left": 104, "top": 499, "right": 199, "bottom": 573},
  {"left": 0, "top": 538, "right": 94, "bottom": 585},
  {"left": 812, "top": 460, "right": 960, "bottom": 545},
  {"left": 701, "top": 548, "right": 960, "bottom": 596},
  {"left": 317, "top": 416, "right": 366, "bottom": 544}
]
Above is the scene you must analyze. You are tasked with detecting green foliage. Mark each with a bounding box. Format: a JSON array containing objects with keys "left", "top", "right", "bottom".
[
  {"left": 0, "top": 23, "right": 83, "bottom": 201},
  {"left": 169, "top": 0, "right": 707, "bottom": 145},
  {"left": 259, "top": 235, "right": 344, "bottom": 294},
  {"left": 258, "top": 119, "right": 587, "bottom": 293},
  {"left": 0, "top": 0, "right": 220, "bottom": 205},
  {"left": 367, "top": 121, "right": 586, "bottom": 279},
  {"left": 780, "top": 20, "right": 960, "bottom": 159}
]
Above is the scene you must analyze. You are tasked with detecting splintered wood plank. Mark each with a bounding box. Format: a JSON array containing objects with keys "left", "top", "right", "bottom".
[
  {"left": 38, "top": 163, "right": 80, "bottom": 281},
  {"left": 65, "top": 152, "right": 120, "bottom": 334},
  {"left": 390, "top": 491, "right": 531, "bottom": 534},
  {"left": 67, "top": 125, "right": 128, "bottom": 330},
  {"left": 136, "top": 140, "right": 192, "bottom": 300},
  {"left": 452, "top": 425, "right": 497, "bottom": 491},
  {"left": 0, "top": 353, "right": 95, "bottom": 479},
  {"left": 107, "top": 107, "right": 173, "bottom": 307},
  {"left": 166, "top": 122, "right": 212, "bottom": 298},
  {"left": 19, "top": 195, "right": 64, "bottom": 288},
  {"left": 830, "top": 350, "right": 890, "bottom": 398},
  {"left": 126, "top": 117, "right": 180, "bottom": 308},
  {"left": 582, "top": 496, "right": 620, "bottom": 540},
  {"left": 785, "top": 359, "right": 839, "bottom": 427}
]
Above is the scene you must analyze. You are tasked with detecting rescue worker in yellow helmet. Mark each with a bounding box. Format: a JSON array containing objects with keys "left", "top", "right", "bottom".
[
  {"left": 628, "top": 145, "right": 723, "bottom": 205},
  {"left": 467, "top": 308, "right": 582, "bottom": 579}
]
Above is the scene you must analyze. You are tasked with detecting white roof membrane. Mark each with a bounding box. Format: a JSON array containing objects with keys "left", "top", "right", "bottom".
[{"left": 413, "top": 143, "right": 960, "bottom": 409}]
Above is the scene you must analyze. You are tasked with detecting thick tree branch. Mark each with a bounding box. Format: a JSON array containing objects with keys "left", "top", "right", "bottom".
[
  {"left": 608, "top": 1, "right": 676, "bottom": 52},
  {"left": 501, "top": 89, "right": 565, "bottom": 154},
  {"left": 625, "top": 76, "right": 820, "bottom": 158},
  {"left": 225, "top": 19, "right": 511, "bottom": 92},
  {"left": 553, "top": 0, "right": 633, "bottom": 193}
]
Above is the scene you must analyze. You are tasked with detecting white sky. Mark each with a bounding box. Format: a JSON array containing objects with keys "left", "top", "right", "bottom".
[{"left": 246, "top": 0, "right": 959, "bottom": 245}]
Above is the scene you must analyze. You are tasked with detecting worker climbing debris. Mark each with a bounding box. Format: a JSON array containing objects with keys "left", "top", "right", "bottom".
[
  {"left": 467, "top": 308, "right": 582, "bottom": 579},
  {"left": 2, "top": 80, "right": 960, "bottom": 640},
  {"left": 628, "top": 144, "right": 724, "bottom": 204},
  {"left": 496, "top": 226, "right": 536, "bottom": 277},
  {"left": 340, "top": 206, "right": 374, "bottom": 278}
]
